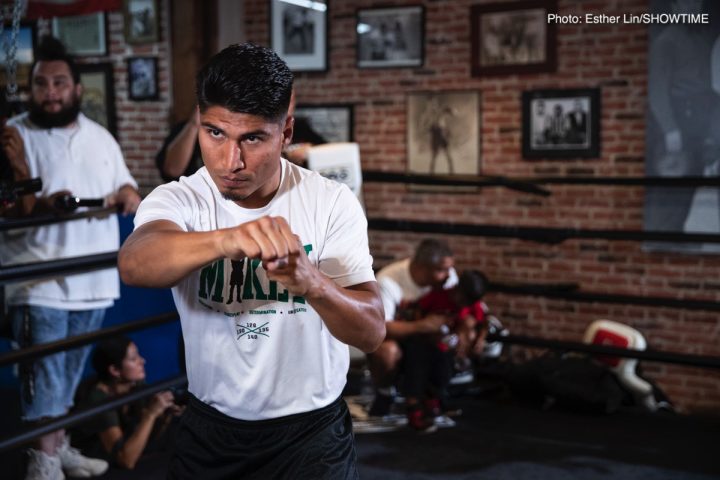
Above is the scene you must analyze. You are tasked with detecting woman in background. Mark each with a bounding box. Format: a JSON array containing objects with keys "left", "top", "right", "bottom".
[{"left": 73, "top": 336, "right": 181, "bottom": 469}]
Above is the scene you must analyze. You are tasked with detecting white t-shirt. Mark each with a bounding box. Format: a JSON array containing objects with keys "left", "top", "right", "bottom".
[
  {"left": 1, "top": 113, "right": 137, "bottom": 309},
  {"left": 377, "top": 258, "right": 458, "bottom": 321},
  {"left": 133, "top": 159, "right": 375, "bottom": 420}
]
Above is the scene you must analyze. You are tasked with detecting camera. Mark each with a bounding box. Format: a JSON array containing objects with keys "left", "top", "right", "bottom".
[
  {"left": 53, "top": 194, "right": 104, "bottom": 212},
  {"left": 0, "top": 177, "right": 42, "bottom": 207}
]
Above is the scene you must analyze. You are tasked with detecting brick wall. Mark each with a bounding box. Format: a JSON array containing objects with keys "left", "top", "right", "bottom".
[
  {"left": 245, "top": 0, "right": 720, "bottom": 413},
  {"left": 110, "top": 1, "right": 172, "bottom": 191},
  {"left": 35, "top": 1, "right": 173, "bottom": 191}
]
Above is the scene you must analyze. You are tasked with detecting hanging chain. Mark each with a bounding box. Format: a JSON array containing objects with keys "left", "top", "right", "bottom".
[{"left": 2, "top": 0, "right": 25, "bottom": 98}]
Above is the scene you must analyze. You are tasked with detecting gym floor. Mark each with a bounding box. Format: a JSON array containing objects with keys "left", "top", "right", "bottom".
[{"left": 1, "top": 383, "right": 718, "bottom": 480}]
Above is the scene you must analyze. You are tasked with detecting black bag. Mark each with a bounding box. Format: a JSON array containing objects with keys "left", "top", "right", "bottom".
[{"left": 507, "top": 353, "right": 628, "bottom": 414}]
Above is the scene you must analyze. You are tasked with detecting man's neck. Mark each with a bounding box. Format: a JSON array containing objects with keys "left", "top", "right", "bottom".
[{"left": 408, "top": 261, "right": 425, "bottom": 287}]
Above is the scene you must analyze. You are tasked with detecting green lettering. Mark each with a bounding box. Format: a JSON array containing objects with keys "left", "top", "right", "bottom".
[
  {"left": 268, "top": 280, "right": 277, "bottom": 301},
  {"left": 198, "top": 260, "right": 224, "bottom": 302}
]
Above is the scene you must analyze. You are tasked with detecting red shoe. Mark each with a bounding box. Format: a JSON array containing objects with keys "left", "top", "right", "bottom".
[
  {"left": 407, "top": 407, "right": 437, "bottom": 433},
  {"left": 424, "top": 397, "right": 443, "bottom": 419}
]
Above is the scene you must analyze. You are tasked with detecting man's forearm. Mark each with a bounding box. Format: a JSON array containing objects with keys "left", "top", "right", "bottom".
[
  {"left": 305, "top": 278, "right": 385, "bottom": 353},
  {"left": 163, "top": 123, "right": 198, "bottom": 179},
  {"left": 119, "top": 223, "right": 226, "bottom": 288}
]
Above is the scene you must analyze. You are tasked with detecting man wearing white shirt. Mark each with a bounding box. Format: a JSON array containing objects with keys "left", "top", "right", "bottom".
[
  {"left": 1, "top": 36, "right": 140, "bottom": 479},
  {"left": 367, "top": 239, "right": 457, "bottom": 425},
  {"left": 119, "top": 43, "right": 384, "bottom": 479}
]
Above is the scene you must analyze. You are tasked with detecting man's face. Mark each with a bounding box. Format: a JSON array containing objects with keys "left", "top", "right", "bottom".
[
  {"left": 29, "top": 60, "right": 82, "bottom": 128},
  {"left": 419, "top": 255, "right": 454, "bottom": 288},
  {"left": 199, "top": 105, "right": 293, "bottom": 208}
]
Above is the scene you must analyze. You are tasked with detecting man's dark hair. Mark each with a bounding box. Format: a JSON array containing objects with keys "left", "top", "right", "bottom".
[
  {"left": 30, "top": 36, "right": 80, "bottom": 85},
  {"left": 412, "top": 238, "right": 453, "bottom": 267},
  {"left": 196, "top": 43, "right": 293, "bottom": 122},
  {"left": 458, "top": 270, "right": 488, "bottom": 304},
  {"left": 92, "top": 335, "right": 133, "bottom": 382}
]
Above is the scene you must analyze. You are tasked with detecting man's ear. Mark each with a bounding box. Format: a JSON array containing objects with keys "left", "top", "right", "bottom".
[
  {"left": 283, "top": 115, "right": 295, "bottom": 146},
  {"left": 75, "top": 83, "right": 83, "bottom": 99}
]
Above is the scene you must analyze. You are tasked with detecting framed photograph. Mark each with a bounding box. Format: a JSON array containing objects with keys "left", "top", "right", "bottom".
[
  {"left": 294, "top": 104, "right": 354, "bottom": 143},
  {"left": 0, "top": 23, "right": 36, "bottom": 89},
  {"left": 522, "top": 88, "right": 601, "bottom": 158},
  {"left": 471, "top": 0, "right": 556, "bottom": 76},
  {"left": 52, "top": 12, "right": 107, "bottom": 56},
  {"left": 356, "top": 6, "right": 424, "bottom": 69},
  {"left": 127, "top": 56, "right": 159, "bottom": 101},
  {"left": 124, "top": 0, "right": 159, "bottom": 44},
  {"left": 407, "top": 91, "right": 481, "bottom": 185},
  {"left": 269, "top": 0, "right": 327, "bottom": 72},
  {"left": 77, "top": 63, "right": 117, "bottom": 137}
]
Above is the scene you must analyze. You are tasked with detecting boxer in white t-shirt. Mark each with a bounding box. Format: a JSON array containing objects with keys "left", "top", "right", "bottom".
[{"left": 119, "top": 43, "right": 384, "bottom": 479}]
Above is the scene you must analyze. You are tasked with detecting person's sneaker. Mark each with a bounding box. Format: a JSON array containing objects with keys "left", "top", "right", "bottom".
[
  {"left": 406, "top": 407, "right": 437, "bottom": 433},
  {"left": 25, "top": 449, "right": 64, "bottom": 480},
  {"left": 368, "top": 392, "right": 394, "bottom": 417},
  {"left": 449, "top": 368, "right": 474, "bottom": 385},
  {"left": 433, "top": 414, "right": 457, "bottom": 428},
  {"left": 57, "top": 436, "right": 108, "bottom": 478},
  {"left": 424, "top": 397, "right": 456, "bottom": 428}
]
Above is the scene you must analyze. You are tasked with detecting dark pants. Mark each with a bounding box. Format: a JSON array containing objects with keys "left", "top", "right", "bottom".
[
  {"left": 167, "top": 394, "right": 359, "bottom": 480},
  {"left": 402, "top": 336, "right": 453, "bottom": 399}
]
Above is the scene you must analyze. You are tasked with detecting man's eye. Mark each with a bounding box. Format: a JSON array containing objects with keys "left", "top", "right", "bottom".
[
  {"left": 244, "top": 135, "right": 260, "bottom": 144},
  {"left": 208, "top": 128, "right": 223, "bottom": 138}
]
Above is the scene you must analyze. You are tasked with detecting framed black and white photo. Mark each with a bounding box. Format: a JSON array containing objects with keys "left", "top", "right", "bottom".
[
  {"left": 522, "top": 88, "right": 601, "bottom": 159},
  {"left": 471, "top": 0, "right": 556, "bottom": 76},
  {"left": 356, "top": 5, "right": 424, "bottom": 69},
  {"left": 294, "top": 104, "right": 353, "bottom": 143},
  {"left": 78, "top": 63, "right": 117, "bottom": 137},
  {"left": 269, "top": 0, "right": 327, "bottom": 72},
  {"left": 127, "top": 56, "right": 159, "bottom": 101},
  {"left": 407, "top": 91, "right": 481, "bottom": 183},
  {"left": 124, "top": 0, "right": 159, "bottom": 44},
  {"left": 52, "top": 12, "right": 106, "bottom": 56},
  {"left": 1, "top": 23, "right": 36, "bottom": 89}
]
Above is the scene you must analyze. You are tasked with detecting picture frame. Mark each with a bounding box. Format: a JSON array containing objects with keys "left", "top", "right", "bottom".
[
  {"left": 294, "top": 104, "right": 354, "bottom": 143},
  {"left": 77, "top": 63, "right": 117, "bottom": 137},
  {"left": 269, "top": 0, "right": 328, "bottom": 72},
  {"left": 522, "top": 88, "right": 601, "bottom": 159},
  {"left": 407, "top": 91, "right": 481, "bottom": 186},
  {"left": 124, "top": 0, "right": 159, "bottom": 44},
  {"left": 127, "top": 56, "right": 159, "bottom": 101},
  {"left": 0, "top": 22, "right": 36, "bottom": 90},
  {"left": 356, "top": 5, "right": 424, "bottom": 69},
  {"left": 471, "top": 0, "right": 556, "bottom": 76},
  {"left": 52, "top": 12, "right": 107, "bottom": 57}
]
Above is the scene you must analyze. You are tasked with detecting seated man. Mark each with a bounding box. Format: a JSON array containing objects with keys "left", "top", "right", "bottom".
[{"left": 367, "top": 239, "right": 457, "bottom": 429}]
